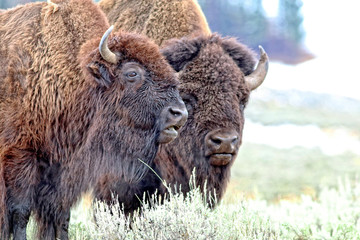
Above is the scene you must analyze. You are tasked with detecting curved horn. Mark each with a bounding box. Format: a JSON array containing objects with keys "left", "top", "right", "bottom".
[
  {"left": 99, "top": 25, "right": 118, "bottom": 64},
  {"left": 245, "top": 46, "right": 269, "bottom": 90}
]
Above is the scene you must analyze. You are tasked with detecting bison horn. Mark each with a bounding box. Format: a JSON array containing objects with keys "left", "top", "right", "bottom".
[
  {"left": 99, "top": 25, "right": 118, "bottom": 64},
  {"left": 245, "top": 46, "right": 269, "bottom": 91}
]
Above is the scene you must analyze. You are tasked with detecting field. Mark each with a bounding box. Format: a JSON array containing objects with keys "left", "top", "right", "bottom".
[
  {"left": 26, "top": 177, "right": 360, "bottom": 239},
  {"left": 26, "top": 88, "right": 360, "bottom": 239},
  {"left": 230, "top": 88, "right": 360, "bottom": 202}
]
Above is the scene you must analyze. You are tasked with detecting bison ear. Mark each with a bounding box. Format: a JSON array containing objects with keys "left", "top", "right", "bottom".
[
  {"left": 160, "top": 37, "right": 202, "bottom": 72},
  {"left": 221, "top": 38, "right": 257, "bottom": 76},
  {"left": 87, "top": 62, "right": 112, "bottom": 88}
]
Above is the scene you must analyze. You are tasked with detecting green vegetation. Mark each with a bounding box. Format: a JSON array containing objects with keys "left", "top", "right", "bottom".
[
  {"left": 228, "top": 143, "right": 360, "bottom": 202},
  {"left": 246, "top": 98, "right": 360, "bottom": 133}
]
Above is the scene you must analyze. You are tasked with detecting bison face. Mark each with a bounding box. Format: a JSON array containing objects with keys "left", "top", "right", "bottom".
[
  {"left": 110, "top": 60, "right": 188, "bottom": 144},
  {"left": 177, "top": 71, "right": 245, "bottom": 169},
  {"left": 82, "top": 26, "right": 188, "bottom": 145},
  {"left": 160, "top": 34, "right": 268, "bottom": 170}
]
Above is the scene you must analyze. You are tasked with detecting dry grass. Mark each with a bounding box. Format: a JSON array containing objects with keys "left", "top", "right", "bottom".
[{"left": 24, "top": 175, "right": 360, "bottom": 240}]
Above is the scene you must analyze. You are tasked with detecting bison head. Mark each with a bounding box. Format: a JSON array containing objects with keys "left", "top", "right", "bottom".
[
  {"left": 78, "top": 27, "right": 187, "bottom": 183},
  {"left": 157, "top": 34, "right": 268, "bottom": 198}
]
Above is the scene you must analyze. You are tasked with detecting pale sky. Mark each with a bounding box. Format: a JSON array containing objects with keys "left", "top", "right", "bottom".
[{"left": 261, "top": 0, "right": 360, "bottom": 100}]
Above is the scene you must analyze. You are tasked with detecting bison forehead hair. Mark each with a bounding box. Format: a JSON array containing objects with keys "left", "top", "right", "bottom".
[{"left": 162, "top": 33, "right": 256, "bottom": 75}]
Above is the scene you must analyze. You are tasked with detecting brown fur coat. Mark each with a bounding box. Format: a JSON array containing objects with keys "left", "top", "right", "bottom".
[
  {"left": 98, "top": 0, "right": 211, "bottom": 46},
  {"left": 0, "top": 0, "right": 183, "bottom": 238}
]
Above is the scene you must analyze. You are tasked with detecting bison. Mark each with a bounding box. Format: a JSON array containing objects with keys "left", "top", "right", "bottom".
[
  {"left": 98, "top": 0, "right": 211, "bottom": 46},
  {"left": 0, "top": 0, "right": 187, "bottom": 239},
  {"left": 94, "top": 34, "right": 269, "bottom": 214},
  {"left": 93, "top": 0, "right": 268, "bottom": 214}
]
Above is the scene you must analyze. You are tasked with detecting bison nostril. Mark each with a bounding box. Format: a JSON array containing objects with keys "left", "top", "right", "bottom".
[
  {"left": 169, "top": 107, "right": 181, "bottom": 117},
  {"left": 205, "top": 130, "right": 239, "bottom": 157},
  {"left": 211, "top": 138, "right": 222, "bottom": 145},
  {"left": 209, "top": 134, "right": 239, "bottom": 147},
  {"left": 167, "top": 106, "right": 188, "bottom": 125}
]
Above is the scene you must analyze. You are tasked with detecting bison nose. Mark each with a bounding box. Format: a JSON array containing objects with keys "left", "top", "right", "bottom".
[
  {"left": 209, "top": 135, "right": 238, "bottom": 152},
  {"left": 158, "top": 101, "right": 188, "bottom": 144},
  {"left": 168, "top": 104, "right": 188, "bottom": 127},
  {"left": 205, "top": 129, "right": 240, "bottom": 166}
]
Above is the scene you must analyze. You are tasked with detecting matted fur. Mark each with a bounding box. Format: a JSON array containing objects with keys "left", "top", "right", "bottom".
[
  {"left": 98, "top": 0, "right": 211, "bottom": 46},
  {"left": 95, "top": 34, "right": 259, "bottom": 214},
  {"left": 0, "top": 0, "right": 182, "bottom": 239}
]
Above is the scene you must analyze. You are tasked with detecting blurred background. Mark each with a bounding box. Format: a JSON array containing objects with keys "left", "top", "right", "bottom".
[
  {"left": 197, "top": 0, "right": 360, "bottom": 202},
  {"left": 2, "top": 0, "right": 360, "bottom": 203}
]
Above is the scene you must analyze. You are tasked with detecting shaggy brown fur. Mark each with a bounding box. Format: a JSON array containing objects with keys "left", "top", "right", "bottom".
[
  {"left": 95, "top": 34, "right": 261, "bottom": 214},
  {"left": 0, "top": 0, "right": 184, "bottom": 239},
  {"left": 98, "top": 0, "right": 211, "bottom": 46}
]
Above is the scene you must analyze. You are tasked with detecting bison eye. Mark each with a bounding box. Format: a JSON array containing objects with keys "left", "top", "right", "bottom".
[
  {"left": 126, "top": 71, "right": 138, "bottom": 78},
  {"left": 180, "top": 93, "right": 197, "bottom": 116},
  {"left": 122, "top": 63, "right": 144, "bottom": 83},
  {"left": 124, "top": 70, "right": 142, "bottom": 83}
]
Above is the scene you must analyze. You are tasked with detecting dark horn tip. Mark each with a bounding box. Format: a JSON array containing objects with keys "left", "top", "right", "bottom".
[
  {"left": 258, "top": 45, "right": 268, "bottom": 59},
  {"left": 258, "top": 45, "right": 269, "bottom": 71}
]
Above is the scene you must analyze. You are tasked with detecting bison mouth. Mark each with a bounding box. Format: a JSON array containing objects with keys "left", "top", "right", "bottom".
[
  {"left": 209, "top": 153, "right": 233, "bottom": 166},
  {"left": 158, "top": 125, "right": 180, "bottom": 144}
]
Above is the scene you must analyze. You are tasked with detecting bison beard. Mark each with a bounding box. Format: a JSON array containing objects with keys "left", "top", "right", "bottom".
[
  {"left": 94, "top": 34, "right": 268, "bottom": 215},
  {"left": 0, "top": 0, "right": 187, "bottom": 239}
]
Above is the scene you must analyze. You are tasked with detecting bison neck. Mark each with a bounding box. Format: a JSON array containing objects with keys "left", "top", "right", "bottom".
[{"left": 36, "top": 89, "right": 159, "bottom": 209}]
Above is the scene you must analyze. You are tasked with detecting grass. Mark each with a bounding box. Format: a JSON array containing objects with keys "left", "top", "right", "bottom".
[
  {"left": 25, "top": 176, "right": 360, "bottom": 239},
  {"left": 227, "top": 143, "right": 360, "bottom": 202},
  {"left": 270, "top": 177, "right": 360, "bottom": 239},
  {"left": 24, "top": 132, "right": 360, "bottom": 240},
  {"left": 245, "top": 98, "right": 360, "bottom": 134}
]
